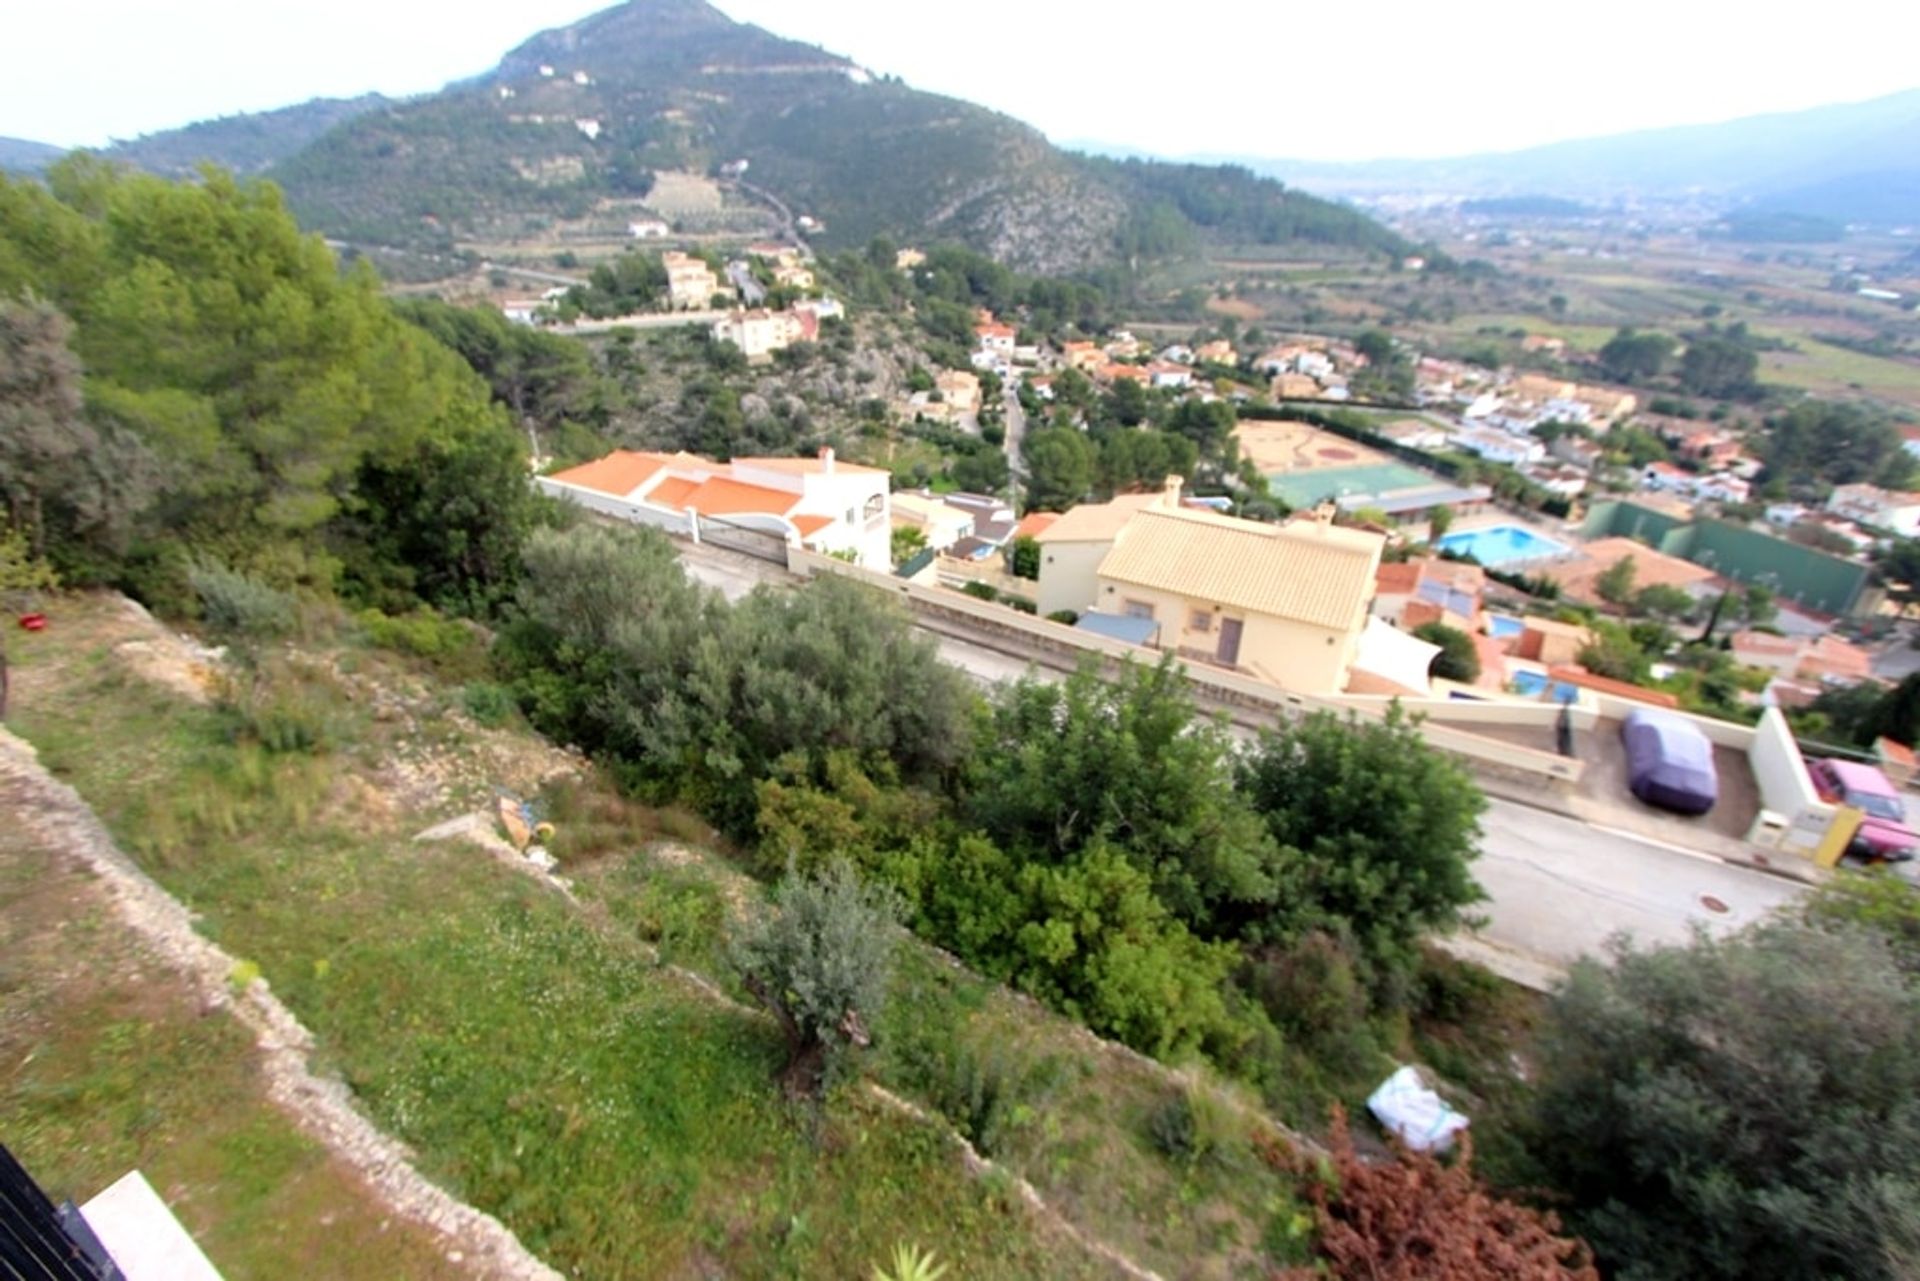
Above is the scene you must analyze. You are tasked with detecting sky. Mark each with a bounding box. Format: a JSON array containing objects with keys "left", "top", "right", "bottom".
[{"left": 7, "top": 0, "right": 1920, "bottom": 162}]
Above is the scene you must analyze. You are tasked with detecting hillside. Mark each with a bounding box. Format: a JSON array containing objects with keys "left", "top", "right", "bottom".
[
  {"left": 100, "top": 93, "right": 392, "bottom": 178},
  {"left": 1232, "top": 87, "right": 1920, "bottom": 222},
  {"left": 266, "top": 0, "right": 1404, "bottom": 271},
  {"left": 0, "top": 135, "right": 63, "bottom": 174}
]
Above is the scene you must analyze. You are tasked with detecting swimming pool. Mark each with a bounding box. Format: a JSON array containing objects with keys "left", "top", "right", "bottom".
[
  {"left": 1435, "top": 524, "right": 1571, "bottom": 567},
  {"left": 1486, "top": 614, "right": 1525, "bottom": 639}
]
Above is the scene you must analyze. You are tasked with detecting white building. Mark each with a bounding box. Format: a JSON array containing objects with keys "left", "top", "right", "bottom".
[
  {"left": 1828, "top": 483, "right": 1920, "bottom": 538},
  {"left": 662, "top": 251, "right": 721, "bottom": 310},
  {"left": 712, "top": 308, "right": 816, "bottom": 360},
  {"left": 574, "top": 119, "right": 601, "bottom": 140},
  {"left": 1449, "top": 427, "right": 1544, "bottom": 466},
  {"left": 537, "top": 447, "right": 891, "bottom": 569},
  {"left": 628, "top": 218, "right": 670, "bottom": 239}
]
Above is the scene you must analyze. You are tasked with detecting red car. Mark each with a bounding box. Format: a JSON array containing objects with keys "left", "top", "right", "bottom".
[{"left": 1809, "top": 758, "right": 1919, "bottom": 862}]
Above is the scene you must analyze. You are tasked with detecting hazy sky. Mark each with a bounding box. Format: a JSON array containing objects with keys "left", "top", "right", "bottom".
[{"left": 7, "top": 1, "right": 1919, "bottom": 161}]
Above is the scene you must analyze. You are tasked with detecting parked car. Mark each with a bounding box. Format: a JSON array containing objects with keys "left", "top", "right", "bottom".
[
  {"left": 1808, "top": 758, "right": 1919, "bottom": 862},
  {"left": 1620, "top": 709, "right": 1718, "bottom": 815}
]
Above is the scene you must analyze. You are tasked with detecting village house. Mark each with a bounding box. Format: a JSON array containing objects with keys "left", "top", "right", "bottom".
[
  {"left": 1147, "top": 361, "right": 1194, "bottom": 390},
  {"left": 1036, "top": 480, "right": 1385, "bottom": 693},
  {"left": 1731, "top": 630, "right": 1874, "bottom": 687},
  {"left": 1514, "top": 616, "right": 1593, "bottom": 667},
  {"left": 1377, "top": 419, "right": 1451, "bottom": 451},
  {"left": 895, "top": 248, "right": 926, "bottom": 271},
  {"left": 628, "top": 218, "right": 670, "bottom": 239},
  {"left": 1570, "top": 385, "right": 1637, "bottom": 425},
  {"left": 1827, "top": 483, "right": 1920, "bottom": 538},
  {"left": 935, "top": 369, "right": 982, "bottom": 414},
  {"left": 1521, "top": 334, "right": 1568, "bottom": 356},
  {"left": 501, "top": 299, "right": 545, "bottom": 326},
  {"left": 1097, "top": 362, "right": 1151, "bottom": 386},
  {"left": 890, "top": 490, "right": 974, "bottom": 552},
  {"left": 974, "top": 320, "right": 1016, "bottom": 358},
  {"left": 1551, "top": 435, "right": 1605, "bottom": 470},
  {"left": 1655, "top": 419, "right": 1745, "bottom": 469},
  {"left": 940, "top": 492, "right": 1017, "bottom": 547},
  {"left": 1542, "top": 537, "right": 1719, "bottom": 607},
  {"left": 772, "top": 263, "right": 816, "bottom": 291},
  {"left": 1062, "top": 341, "right": 1104, "bottom": 373},
  {"left": 1371, "top": 558, "right": 1485, "bottom": 634},
  {"left": 1194, "top": 339, "right": 1237, "bottom": 366},
  {"left": 1270, "top": 372, "right": 1321, "bottom": 400},
  {"left": 536, "top": 447, "right": 891, "bottom": 569},
  {"left": 711, "top": 308, "right": 817, "bottom": 360},
  {"left": 662, "top": 251, "right": 721, "bottom": 310},
  {"left": 1640, "top": 461, "right": 1694, "bottom": 493},
  {"left": 1449, "top": 427, "right": 1545, "bottom": 466}
]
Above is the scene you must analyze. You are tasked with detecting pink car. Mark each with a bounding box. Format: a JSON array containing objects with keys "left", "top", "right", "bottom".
[{"left": 1810, "top": 759, "right": 1919, "bottom": 862}]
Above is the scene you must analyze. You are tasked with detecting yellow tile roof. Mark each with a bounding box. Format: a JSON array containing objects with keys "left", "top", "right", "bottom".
[{"left": 1096, "top": 509, "right": 1383, "bottom": 630}]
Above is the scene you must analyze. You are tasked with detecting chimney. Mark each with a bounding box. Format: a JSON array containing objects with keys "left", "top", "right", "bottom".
[
  {"left": 1161, "top": 474, "right": 1182, "bottom": 507},
  {"left": 1312, "top": 500, "right": 1336, "bottom": 531},
  {"left": 820, "top": 445, "right": 835, "bottom": 475}
]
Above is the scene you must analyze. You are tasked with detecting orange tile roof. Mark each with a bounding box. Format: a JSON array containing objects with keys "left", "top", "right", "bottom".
[
  {"left": 1876, "top": 737, "right": 1917, "bottom": 767},
  {"left": 546, "top": 449, "right": 670, "bottom": 498},
  {"left": 791, "top": 514, "right": 834, "bottom": 537},
  {"left": 678, "top": 476, "right": 801, "bottom": 518},
  {"left": 1730, "top": 630, "right": 1801, "bottom": 659},
  {"left": 1375, "top": 562, "right": 1422, "bottom": 595},
  {"left": 646, "top": 476, "right": 701, "bottom": 508},
  {"left": 1013, "top": 512, "right": 1060, "bottom": 540}
]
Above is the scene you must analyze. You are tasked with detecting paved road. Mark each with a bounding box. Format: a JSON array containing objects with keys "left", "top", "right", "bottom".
[
  {"left": 1466, "top": 799, "right": 1804, "bottom": 982},
  {"left": 667, "top": 540, "right": 1812, "bottom": 981},
  {"left": 1002, "top": 385, "right": 1028, "bottom": 507}
]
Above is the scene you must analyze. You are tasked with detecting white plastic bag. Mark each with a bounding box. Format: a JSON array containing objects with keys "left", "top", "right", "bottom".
[{"left": 1367, "top": 1066, "right": 1469, "bottom": 1152}]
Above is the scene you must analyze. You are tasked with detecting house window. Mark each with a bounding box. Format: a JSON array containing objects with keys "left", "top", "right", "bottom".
[
  {"left": 1122, "top": 599, "right": 1154, "bottom": 621},
  {"left": 1189, "top": 608, "right": 1212, "bottom": 633},
  {"left": 846, "top": 507, "right": 857, "bottom": 526}
]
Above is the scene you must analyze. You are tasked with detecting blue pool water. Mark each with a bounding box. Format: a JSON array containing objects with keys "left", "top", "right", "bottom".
[
  {"left": 1486, "top": 614, "right": 1525, "bottom": 639},
  {"left": 1436, "top": 524, "right": 1570, "bottom": 567},
  {"left": 1510, "top": 670, "right": 1580, "bottom": 702}
]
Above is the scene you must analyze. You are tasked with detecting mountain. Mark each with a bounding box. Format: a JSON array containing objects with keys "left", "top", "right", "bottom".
[
  {"left": 0, "top": 136, "right": 63, "bottom": 175},
  {"left": 1239, "top": 88, "right": 1920, "bottom": 223},
  {"left": 99, "top": 94, "right": 393, "bottom": 179},
  {"left": 263, "top": 0, "right": 1405, "bottom": 272}
]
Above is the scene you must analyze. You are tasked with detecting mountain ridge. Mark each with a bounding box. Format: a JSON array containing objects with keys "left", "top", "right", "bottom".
[
  {"left": 254, "top": 0, "right": 1405, "bottom": 272},
  {"left": 1142, "top": 87, "right": 1920, "bottom": 221}
]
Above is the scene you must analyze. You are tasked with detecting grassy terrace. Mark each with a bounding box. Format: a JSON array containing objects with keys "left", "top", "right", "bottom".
[{"left": 6, "top": 595, "right": 1316, "bottom": 1279}]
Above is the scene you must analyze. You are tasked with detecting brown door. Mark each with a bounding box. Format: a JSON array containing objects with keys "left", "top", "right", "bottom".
[{"left": 1216, "top": 617, "right": 1243, "bottom": 666}]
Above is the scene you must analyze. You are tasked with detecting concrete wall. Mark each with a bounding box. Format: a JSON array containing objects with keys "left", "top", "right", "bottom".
[
  {"left": 1747, "top": 706, "right": 1836, "bottom": 856},
  {"left": 1036, "top": 540, "right": 1112, "bottom": 617},
  {"left": 535, "top": 478, "right": 694, "bottom": 536}
]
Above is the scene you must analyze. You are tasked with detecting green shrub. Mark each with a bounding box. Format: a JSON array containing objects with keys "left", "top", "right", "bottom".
[
  {"left": 358, "top": 608, "right": 484, "bottom": 676},
  {"left": 1146, "top": 1084, "right": 1238, "bottom": 1167},
  {"left": 731, "top": 860, "right": 902, "bottom": 1097},
  {"left": 215, "top": 679, "right": 333, "bottom": 754},
  {"left": 1046, "top": 610, "right": 1079, "bottom": 625},
  {"left": 1004, "top": 596, "right": 1037, "bottom": 615},
  {"left": 959, "top": 581, "right": 998, "bottom": 602},
  {"left": 189, "top": 559, "right": 297, "bottom": 639},
  {"left": 461, "top": 681, "right": 516, "bottom": 727}
]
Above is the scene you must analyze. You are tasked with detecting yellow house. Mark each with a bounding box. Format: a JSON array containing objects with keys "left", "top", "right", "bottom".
[
  {"left": 1090, "top": 507, "right": 1384, "bottom": 693},
  {"left": 1033, "top": 489, "right": 1172, "bottom": 617}
]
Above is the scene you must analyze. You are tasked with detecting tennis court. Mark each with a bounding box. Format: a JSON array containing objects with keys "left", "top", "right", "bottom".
[{"left": 1268, "top": 461, "right": 1435, "bottom": 507}]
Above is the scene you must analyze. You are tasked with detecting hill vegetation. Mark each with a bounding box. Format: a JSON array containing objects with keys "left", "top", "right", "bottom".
[
  {"left": 263, "top": 0, "right": 1406, "bottom": 271},
  {"left": 100, "top": 94, "right": 392, "bottom": 178}
]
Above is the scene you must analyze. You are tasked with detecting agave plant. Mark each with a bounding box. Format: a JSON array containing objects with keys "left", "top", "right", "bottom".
[{"left": 872, "top": 1242, "right": 948, "bottom": 1281}]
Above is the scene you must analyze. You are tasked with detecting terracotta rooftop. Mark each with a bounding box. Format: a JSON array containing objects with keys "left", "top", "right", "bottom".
[
  {"left": 1034, "top": 492, "right": 1168, "bottom": 544},
  {"left": 545, "top": 449, "right": 670, "bottom": 498}
]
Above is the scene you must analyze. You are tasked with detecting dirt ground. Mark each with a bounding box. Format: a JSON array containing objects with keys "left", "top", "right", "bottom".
[{"left": 1232, "top": 420, "right": 1390, "bottom": 474}]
